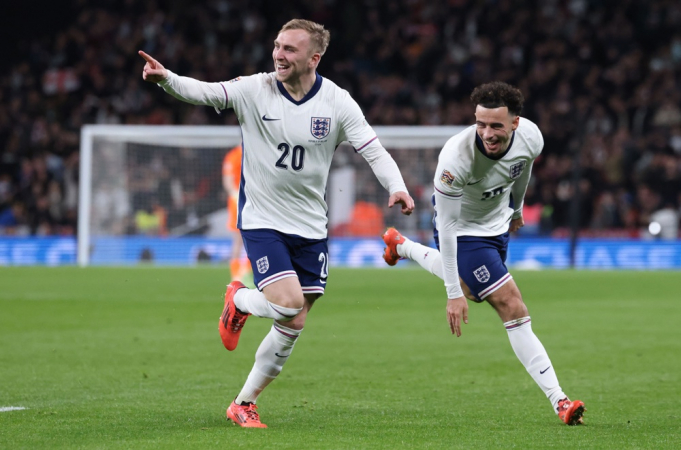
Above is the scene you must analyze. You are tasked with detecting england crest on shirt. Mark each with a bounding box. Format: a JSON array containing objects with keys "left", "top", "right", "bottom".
[
  {"left": 473, "top": 265, "right": 490, "bottom": 283},
  {"left": 256, "top": 256, "right": 269, "bottom": 274},
  {"left": 311, "top": 117, "right": 331, "bottom": 139},
  {"left": 509, "top": 161, "right": 526, "bottom": 180}
]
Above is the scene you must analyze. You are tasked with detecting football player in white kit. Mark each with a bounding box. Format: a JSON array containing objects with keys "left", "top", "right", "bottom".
[
  {"left": 382, "top": 82, "right": 586, "bottom": 425},
  {"left": 140, "top": 19, "right": 414, "bottom": 427}
]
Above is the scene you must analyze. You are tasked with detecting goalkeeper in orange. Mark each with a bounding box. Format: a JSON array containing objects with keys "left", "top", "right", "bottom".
[{"left": 223, "top": 145, "right": 251, "bottom": 282}]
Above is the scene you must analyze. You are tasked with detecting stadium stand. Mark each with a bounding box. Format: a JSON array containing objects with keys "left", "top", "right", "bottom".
[{"left": 0, "top": 0, "right": 680, "bottom": 237}]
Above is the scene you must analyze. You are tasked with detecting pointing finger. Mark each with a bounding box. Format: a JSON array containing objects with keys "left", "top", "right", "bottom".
[{"left": 138, "top": 50, "right": 156, "bottom": 65}]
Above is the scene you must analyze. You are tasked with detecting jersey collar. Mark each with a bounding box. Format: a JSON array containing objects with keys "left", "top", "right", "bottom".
[
  {"left": 276, "top": 73, "right": 323, "bottom": 105},
  {"left": 475, "top": 130, "right": 515, "bottom": 160}
]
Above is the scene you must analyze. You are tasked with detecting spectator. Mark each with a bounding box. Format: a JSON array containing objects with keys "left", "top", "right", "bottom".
[
  {"left": 0, "top": 0, "right": 680, "bottom": 239},
  {"left": 0, "top": 202, "right": 29, "bottom": 235}
]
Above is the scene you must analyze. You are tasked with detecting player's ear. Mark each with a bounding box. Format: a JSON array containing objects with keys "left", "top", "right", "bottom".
[
  {"left": 309, "top": 52, "right": 321, "bottom": 68},
  {"left": 511, "top": 115, "right": 520, "bottom": 130}
]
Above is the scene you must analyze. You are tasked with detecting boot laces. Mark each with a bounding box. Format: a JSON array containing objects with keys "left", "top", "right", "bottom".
[
  {"left": 230, "top": 311, "right": 247, "bottom": 332},
  {"left": 243, "top": 403, "right": 260, "bottom": 421}
]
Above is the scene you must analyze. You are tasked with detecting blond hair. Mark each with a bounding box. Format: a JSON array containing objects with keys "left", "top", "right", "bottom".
[{"left": 279, "top": 19, "right": 331, "bottom": 56}]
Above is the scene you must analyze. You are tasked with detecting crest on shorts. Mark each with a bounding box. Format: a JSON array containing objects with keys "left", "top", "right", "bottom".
[
  {"left": 509, "top": 161, "right": 526, "bottom": 180},
  {"left": 473, "top": 265, "right": 490, "bottom": 283},
  {"left": 256, "top": 256, "right": 269, "bottom": 274},
  {"left": 440, "top": 169, "right": 455, "bottom": 187},
  {"left": 311, "top": 117, "right": 331, "bottom": 139}
]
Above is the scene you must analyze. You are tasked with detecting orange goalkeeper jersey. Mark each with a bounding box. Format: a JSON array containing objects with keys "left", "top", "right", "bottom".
[
  {"left": 222, "top": 145, "right": 243, "bottom": 193},
  {"left": 223, "top": 145, "right": 243, "bottom": 231}
]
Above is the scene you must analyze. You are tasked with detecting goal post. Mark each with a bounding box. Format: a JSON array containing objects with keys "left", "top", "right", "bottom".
[{"left": 78, "top": 124, "right": 465, "bottom": 266}]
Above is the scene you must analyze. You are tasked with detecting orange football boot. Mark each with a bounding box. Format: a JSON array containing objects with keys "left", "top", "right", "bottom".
[
  {"left": 227, "top": 401, "right": 267, "bottom": 428},
  {"left": 557, "top": 398, "right": 586, "bottom": 425},
  {"left": 382, "top": 227, "right": 405, "bottom": 266},
  {"left": 219, "top": 281, "right": 249, "bottom": 351}
]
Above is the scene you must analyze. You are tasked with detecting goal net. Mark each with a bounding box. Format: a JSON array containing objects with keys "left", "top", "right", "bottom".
[{"left": 78, "top": 125, "right": 465, "bottom": 266}]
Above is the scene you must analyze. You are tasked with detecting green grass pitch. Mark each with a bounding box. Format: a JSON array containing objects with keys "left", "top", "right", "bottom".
[{"left": 1, "top": 267, "right": 679, "bottom": 449}]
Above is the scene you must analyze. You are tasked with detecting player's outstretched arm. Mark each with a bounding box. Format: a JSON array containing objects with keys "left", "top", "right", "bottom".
[
  {"left": 388, "top": 191, "right": 415, "bottom": 215},
  {"left": 446, "top": 296, "right": 468, "bottom": 337},
  {"left": 139, "top": 51, "right": 168, "bottom": 83},
  {"left": 138, "top": 52, "right": 227, "bottom": 109}
]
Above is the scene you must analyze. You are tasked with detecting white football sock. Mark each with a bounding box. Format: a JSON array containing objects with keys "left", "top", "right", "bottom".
[
  {"left": 234, "top": 288, "right": 302, "bottom": 321},
  {"left": 398, "top": 239, "right": 444, "bottom": 279},
  {"left": 504, "top": 317, "right": 566, "bottom": 411},
  {"left": 235, "top": 322, "right": 302, "bottom": 404}
]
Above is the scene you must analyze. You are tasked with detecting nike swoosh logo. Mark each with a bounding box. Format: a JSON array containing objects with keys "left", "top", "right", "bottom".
[
  {"left": 262, "top": 114, "right": 280, "bottom": 121},
  {"left": 275, "top": 352, "right": 290, "bottom": 358},
  {"left": 467, "top": 178, "right": 484, "bottom": 185},
  {"left": 540, "top": 366, "right": 551, "bottom": 374}
]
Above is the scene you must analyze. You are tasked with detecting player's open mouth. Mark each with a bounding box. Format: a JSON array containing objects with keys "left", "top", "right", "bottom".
[
  {"left": 485, "top": 140, "right": 499, "bottom": 151},
  {"left": 276, "top": 65, "right": 290, "bottom": 74}
]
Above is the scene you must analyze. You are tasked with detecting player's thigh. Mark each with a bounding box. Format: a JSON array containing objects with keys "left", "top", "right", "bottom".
[
  {"left": 459, "top": 277, "right": 476, "bottom": 301},
  {"left": 456, "top": 234, "right": 513, "bottom": 303},
  {"left": 484, "top": 278, "right": 528, "bottom": 322}
]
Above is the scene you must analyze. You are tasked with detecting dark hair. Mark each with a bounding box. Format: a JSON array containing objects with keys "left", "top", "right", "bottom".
[{"left": 470, "top": 81, "right": 524, "bottom": 116}]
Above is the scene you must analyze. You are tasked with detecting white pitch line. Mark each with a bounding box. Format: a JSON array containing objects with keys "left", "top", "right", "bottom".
[{"left": 0, "top": 406, "right": 28, "bottom": 412}]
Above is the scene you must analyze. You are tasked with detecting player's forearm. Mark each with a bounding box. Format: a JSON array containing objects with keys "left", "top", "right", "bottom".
[
  {"left": 510, "top": 161, "right": 534, "bottom": 218},
  {"left": 158, "top": 70, "right": 226, "bottom": 109},
  {"left": 434, "top": 191, "right": 464, "bottom": 299},
  {"left": 360, "top": 146, "right": 408, "bottom": 195}
]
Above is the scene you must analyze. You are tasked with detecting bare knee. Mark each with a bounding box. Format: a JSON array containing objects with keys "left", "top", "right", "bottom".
[
  {"left": 485, "top": 281, "right": 528, "bottom": 322},
  {"left": 266, "top": 291, "right": 304, "bottom": 311},
  {"left": 278, "top": 295, "right": 317, "bottom": 330},
  {"left": 493, "top": 295, "right": 528, "bottom": 321},
  {"left": 279, "top": 312, "right": 304, "bottom": 329},
  {"left": 262, "top": 278, "right": 306, "bottom": 310}
]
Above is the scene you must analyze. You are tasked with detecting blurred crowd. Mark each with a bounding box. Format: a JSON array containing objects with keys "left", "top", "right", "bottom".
[{"left": 1, "top": 0, "right": 680, "bottom": 237}]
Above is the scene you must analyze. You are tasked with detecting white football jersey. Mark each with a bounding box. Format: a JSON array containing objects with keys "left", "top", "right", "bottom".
[
  {"left": 434, "top": 119, "right": 543, "bottom": 236},
  {"left": 159, "top": 70, "right": 406, "bottom": 238},
  {"left": 215, "top": 73, "right": 382, "bottom": 239}
]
